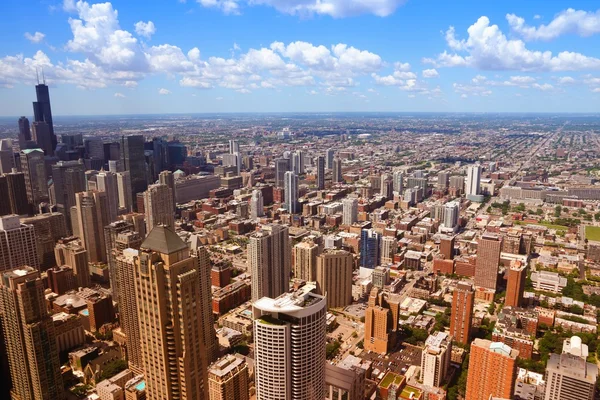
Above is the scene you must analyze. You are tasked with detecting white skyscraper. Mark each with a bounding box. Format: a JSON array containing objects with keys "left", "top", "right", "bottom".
[
  {"left": 393, "top": 170, "right": 404, "bottom": 194},
  {"left": 229, "top": 139, "right": 239, "bottom": 154},
  {"left": 248, "top": 224, "right": 291, "bottom": 302},
  {"left": 143, "top": 183, "right": 175, "bottom": 232},
  {"left": 284, "top": 171, "right": 299, "bottom": 214},
  {"left": 0, "top": 215, "right": 39, "bottom": 272},
  {"left": 253, "top": 283, "right": 327, "bottom": 400},
  {"left": 250, "top": 189, "right": 264, "bottom": 219},
  {"left": 116, "top": 171, "right": 133, "bottom": 213},
  {"left": 292, "top": 151, "right": 304, "bottom": 175},
  {"left": 380, "top": 236, "right": 398, "bottom": 264},
  {"left": 442, "top": 200, "right": 460, "bottom": 231},
  {"left": 96, "top": 170, "right": 119, "bottom": 222},
  {"left": 466, "top": 164, "right": 482, "bottom": 200},
  {"left": 420, "top": 332, "right": 452, "bottom": 388},
  {"left": 342, "top": 198, "right": 358, "bottom": 226}
]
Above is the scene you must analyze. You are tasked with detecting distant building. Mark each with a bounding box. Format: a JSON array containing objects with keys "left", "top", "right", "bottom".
[
  {"left": 293, "top": 239, "right": 320, "bottom": 281},
  {"left": 450, "top": 282, "right": 474, "bottom": 345},
  {"left": 474, "top": 234, "right": 502, "bottom": 291},
  {"left": 0, "top": 215, "right": 39, "bottom": 271},
  {"left": 505, "top": 260, "right": 526, "bottom": 308},
  {"left": 284, "top": 171, "right": 299, "bottom": 214},
  {"left": 360, "top": 229, "right": 381, "bottom": 269},
  {"left": 342, "top": 197, "right": 358, "bottom": 226},
  {"left": 316, "top": 250, "right": 353, "bottom": 308}
]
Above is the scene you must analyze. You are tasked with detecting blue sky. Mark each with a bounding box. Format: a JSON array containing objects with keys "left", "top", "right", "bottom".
[{"left": 1, "top": 0, "right": 600, "bottom": 115}]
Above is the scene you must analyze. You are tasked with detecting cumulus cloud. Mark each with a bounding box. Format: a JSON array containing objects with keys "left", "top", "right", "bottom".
[
  {"left": 1, "top": 0, "right": 387, "bottom": 93},
  {"left": 24, "top": 32, "right": 45, "bottom": 43},
  {"left": 114, "top": 92, "right": 125, "bottom": 97},
  {"left": 372, "top": 63, "right": 441, "bottom": 96},
  {"left": 197, "top": 0, "right": 407, "bottom": 18},
  {"left": 507, "top": 9, "right": 600, "bottom": 41},
  {"left": 425, "top": 16, "right": 600, "bottom": 72},
  {"left": 422, "top": 68, "right": 439, "bottom": 78},
  {"left": 134, "top": 21, "right": 156, "bottom": 39},
  {"left": 556, "top": 76, "right": 575, "bottom": 85},
  {"left": 158, "top": 88, "right": 171, "bottom": 95}
]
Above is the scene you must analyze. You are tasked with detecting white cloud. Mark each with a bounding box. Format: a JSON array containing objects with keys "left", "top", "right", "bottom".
[
  {"left": 422, "top": 68, "right": 439, "bottom": 78},
  {"left": 426, "top": 16, "right": 600, "bottom": 72},
  {"left": 593, "top": 88, "right": 600, "bottom": 93},
  {"left": 2, "top": 1, "right": 387, "bottom": 94},
  {"left": 533, "top": 15, "right": 542, "bottom": 20},
  {"left": 556, "top": 76, "right": 575, "bottom": 84},
  {"left": 24, "top": 32, "right": 45, "bottom": 43},
  {"left": 158, "top": 88, "right": 171, "bottom": 95},
  {"left": 134, "top": 21, "right": 156, "bottom": 39},
  {"left": 216, "top": 96, "right": 224, "bottom": 100},
  {"left": 453, "top": 83, "right": 492, "bottom": 96},
  {"left": 460, "top": 94, "right": 468, "bottom": 98},
  {"left": 114, "top": 92, "right": 125, "bottom": 97},
  {"left": 197, "top": 0, "right": 407, "bottom": 18},
  {"left": 532, "top": 83, "right": 554, "bottom": 91},
  {"left": 507, "top": 9, "right": 600, "bottom": 41},
  {"left": 197, "top": 0, "right": 240, "bottom": 15}
]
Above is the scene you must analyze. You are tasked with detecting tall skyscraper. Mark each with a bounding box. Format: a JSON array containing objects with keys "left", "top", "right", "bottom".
[
  {"left": 228, "top": 140, "right": 239, "bottom": 155},
  {"left": 52, "top": 160, "right": 86, "bottom": 230},
  {"left": 284, "top": 171, "right": 298, "bottom": 214},
  {"left": 465, "top": 339, "right": 518, "bottom": 400},
  {"left": 116, "top": 171, "right": 133, "bottom": 213},
  {"left": 0, "top": 215, "right": 39, "bottom": 271},
  {"left": 144, "top": 183, "right": 175, "bottom": 232},
  {"left": 71, "top": 191, "right": 109, "bottom": 263},
  {"left": 437, "top": 171, "right": 450, "bottom": 190},
  {"left": 104, "top": 220, "right": 139, "bottom": 302},
  {"left": 31, "top": 121, "right": 54, "bottom": 156},
  {"left": 360, "top": 229, "right": 381, "bottom": 269},
  {"left": 442, "top": 200, "right": 460, "bottom": 231},
  {"left": 18, "top": 116, "right": 32, "bottom": 150},
  {"left": 544, "top": 336, "right": 598, "bottom": 400},
  {"left": 189, "top": 241, "right": 218, "bottom": 363},
  {"left": 316, "top": 249, "right": 353, "bottom": 308},
  {"left": 134, "top": 226, "right": 209, "bottom": 400},
  {"left": 420, "top": 332, "right": 452, "bottom": 387},
  {"left": 0, "top": 172, "right": 29, "bottom": 216},
  {"left": 32, "top": 81, "right": 56, "bottom": 151},
  {"left": 342, "top": 198, "right": 358, "bottom": 226},
  {"left": 380, "top": 236, "right": 398, "bottom": 264},
  {"left": 158, "top": 170, "right": 176, "bottom": 212},
  {"left": 466, "top": 164, "right": 482, "bottom": 199},
  {"left": 121, "top": 135, "right": 147, "bottom": 208},
  {"left": 54, "top": 236, "right": 90, "bottom": 288},
  {"left": 450, "top": 281, "right": 474, "bottom": 345},
  {"left": 115, "top": 247, "right": 143, "bottom": 374},
  {"left": 316, "top": 155, "right": 325, "bottom": 190},
  {"left": 474, "top": 233, "right": 503, "bottom": 291},
  {"left": 291, "top": 150, "right": 304, "bottom": 175},
  {"left": 250, "top": 189, "right": 264, "bottom": 219},
  {"left": 325, "top": 149, "right": 334, "bottom": 170},
  {"left": 248, "top": 224, "right": 291, "bottom": 302},
  {"left": 275, "top": 158, "right": 290, "bottom": 188},
  {"left": 0, "top": 267, "right": 64, "bottom": 400},
  {"left": 208, "top": 355, "right": 249, "bottom": 400},
  {"left": 0, "top": 139, "right": 14, "bottom": 175},
  {"left": 364, "top": 288, "right": 392, "bottom": 354},
  {"left": 505, "top": 260, "right": 526, "bottom": 308},
  {"left": 97, "top": 170, "right": 120, "bottom": 222},
  {"left": 21, "top": 212, "right": 67, "bottom": 269},
  {"left": 253, "top": 283, "right": 327, "bottom": 400},
  {"left": 332, "top": 158, "right": 343, "bottom": 184},
  {"left": 293, "top": 239, "right": 320, "bottom": 281},
  {"left": 20, "top": 148, "right": 48, "bottom": 209},
  {"left": 393, "top": 170, "right": 404, "bottom": 194}
]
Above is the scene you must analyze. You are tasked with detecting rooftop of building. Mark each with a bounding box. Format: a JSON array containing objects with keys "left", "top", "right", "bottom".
[
  {"left": 140, "top": 225, "right": 188, "bottom": 255},
  {"left": 209, "top": 355, "right": 246, "bottom": 378},
  {"left": 253, "top": 282, "right": 325, "bottom": 315}
]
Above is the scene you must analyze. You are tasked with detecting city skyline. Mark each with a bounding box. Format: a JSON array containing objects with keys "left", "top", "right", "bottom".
[{"left": 1, "top": 1, "right": 600, "bottom": 115}]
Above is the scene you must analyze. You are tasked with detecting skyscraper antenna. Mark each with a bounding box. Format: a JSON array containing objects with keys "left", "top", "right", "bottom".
[{"left": 36, "top": 67, "right": 40, "bottom": 84}]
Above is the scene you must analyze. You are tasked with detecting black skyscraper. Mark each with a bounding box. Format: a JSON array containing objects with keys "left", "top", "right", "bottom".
[
  {"left": 121, "top": 135, "right": 147, "bottom": 208},
  {"left": 17, "top": 116, "right": 31, "bottom": 149},
  {"left": 32, "top": 82, "right": 57, "bottom": 152}
]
